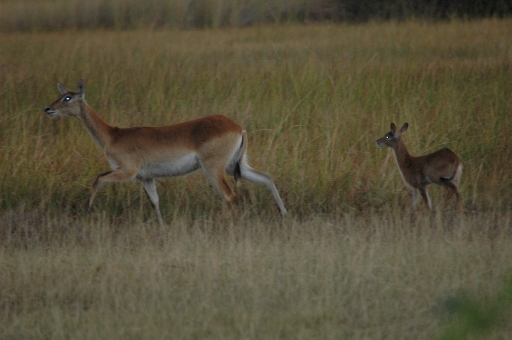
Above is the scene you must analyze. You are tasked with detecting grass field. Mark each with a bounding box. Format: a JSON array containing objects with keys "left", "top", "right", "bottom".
[{"left": 1, "top": 19, "right": 512, "bottom": 338}]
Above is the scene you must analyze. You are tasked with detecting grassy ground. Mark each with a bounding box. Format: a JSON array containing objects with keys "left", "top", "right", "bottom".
[
  {"left": 1, "top": 19, "right": 512, "bottom": 338},
  {"left": 2, "top": 211, "right": 512, "bottom": 339}
]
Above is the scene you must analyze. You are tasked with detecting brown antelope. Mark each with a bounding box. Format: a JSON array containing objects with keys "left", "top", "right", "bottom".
[
  {"left": 44, "top": 80, "right": 287, "bottom": 225},
  {"left": 376, "top": 123, "right": 463, "bottom": 212}
]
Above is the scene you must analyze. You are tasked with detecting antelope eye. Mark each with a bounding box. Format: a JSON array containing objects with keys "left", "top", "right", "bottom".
[
  {"left": 63, "top": 96, "right": 72, "bottom": 102},
  {"left": 385, "top": 135, "right": 390, "bottom": 139}
]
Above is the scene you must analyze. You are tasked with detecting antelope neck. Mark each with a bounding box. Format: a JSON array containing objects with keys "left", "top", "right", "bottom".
[
  {"left": 392, "top": 139, "right": 413, "bottom": 169},
  {"left": 77, "top": 101, "right": 113, "bottom": 150}
]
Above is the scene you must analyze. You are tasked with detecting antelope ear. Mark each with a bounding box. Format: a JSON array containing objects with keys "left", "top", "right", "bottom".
[
  {"left": 390, "top": 123, "right": 397, "bottom": 134},
  {"left": 77, "top": 79, "right": 85, "bottom": 101},
  {"left": 57, "top": 83, "right": 67, "bottom": 94},
  {"left": 400, "top": 123, "right": 409, "bottom": 134}
]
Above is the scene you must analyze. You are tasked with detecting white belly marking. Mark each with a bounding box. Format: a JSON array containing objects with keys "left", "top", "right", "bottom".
[{"left": 137, "top": 154, "right": 200, "bottom": 179}]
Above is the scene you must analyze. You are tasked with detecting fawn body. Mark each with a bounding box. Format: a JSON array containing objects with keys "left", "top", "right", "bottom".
[{"left": 376, "top": 123, "right": 462, "bottom": 212}]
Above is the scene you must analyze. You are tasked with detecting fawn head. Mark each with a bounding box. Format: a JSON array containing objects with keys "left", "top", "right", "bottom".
[
  {"left": 376, "top": 122, "right": 409, "bottom": 148},
  {"left": 44, "top": 80, "right": 85, "bottom": 117}
]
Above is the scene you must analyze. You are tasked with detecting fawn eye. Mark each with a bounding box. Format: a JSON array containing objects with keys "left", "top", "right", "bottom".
[
  {"left": 385, "top": 135, "right": 390, "bottom": 139},
  {"left": 63, "top": 96, "right": 72, "bottom": 102}
]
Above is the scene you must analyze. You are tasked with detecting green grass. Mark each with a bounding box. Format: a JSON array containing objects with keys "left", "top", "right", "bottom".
[{"left": 1, "top": 19, "right": 512, "bottom": 338}]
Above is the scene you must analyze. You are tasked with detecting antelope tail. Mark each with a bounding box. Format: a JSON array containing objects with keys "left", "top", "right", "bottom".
[
  {"left": 233, "top": 131, "right": 248, "bottom": 183},
  {"left": 440, "top": 170, "right": 456, "bottom": 183}
]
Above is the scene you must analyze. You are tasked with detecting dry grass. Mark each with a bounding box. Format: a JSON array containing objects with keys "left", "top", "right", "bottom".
[
  {"left": 2, "top": 210, "right": 512, "bottom": 339},
  {"left": 1, "top": 19, "right": 512, "bottom": 338}
]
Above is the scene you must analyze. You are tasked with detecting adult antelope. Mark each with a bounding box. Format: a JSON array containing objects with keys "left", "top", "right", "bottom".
[
  {"left": 44, "top": 80, "right": 287, "bottom": 225},
  {"left": 376, "top": 123, "right": 463, "bottom": 212}
]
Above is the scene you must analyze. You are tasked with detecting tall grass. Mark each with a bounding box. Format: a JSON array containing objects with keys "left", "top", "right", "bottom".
[
  {"left": 1, "top": 20, "right": 511, "bottom": 217},
  {"left": 1, "top": 19, "right": 512, "bottom": 338}
]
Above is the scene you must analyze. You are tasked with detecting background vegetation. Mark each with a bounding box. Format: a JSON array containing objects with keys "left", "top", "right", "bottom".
[
  {"left": 1, "top": 0, "right": 511, "bottom": 31},
  {"left": 0, "top": 13, "right": 511, "bottom": 339}
]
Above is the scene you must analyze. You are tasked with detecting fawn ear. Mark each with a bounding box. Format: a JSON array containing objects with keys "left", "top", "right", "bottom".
[
  {"left": 400, "top": 123, "right": 409, "bottom": 134},
  {"left": 390, "top": 123, "right": 397, "bottom": 135},
  {"left": 57, "top": 82, "right": 67, "bottom": 94},
  {"left": 77, "top": 79, "right": 85, "bottom": 101}
]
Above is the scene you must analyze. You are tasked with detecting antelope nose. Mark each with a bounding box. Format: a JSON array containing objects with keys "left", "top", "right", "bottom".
[{"left": 44, "top": 107, "right": 50, "bottom": 112}]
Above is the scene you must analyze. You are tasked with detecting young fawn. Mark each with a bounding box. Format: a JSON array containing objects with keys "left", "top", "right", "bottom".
[
  {"left": 376, "top": 123, "right": 463, "bottom": 212},
  {"left": 44, "top": 80, "right": 287, "bottom": 225}
]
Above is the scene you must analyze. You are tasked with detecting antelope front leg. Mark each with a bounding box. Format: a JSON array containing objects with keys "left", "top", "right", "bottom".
[
  {"left": 141, "top": 178, "right": 164, "bottom": 226},
  {"left": 411, "top": 190, "right": 421, "bottom": 207},
  {"left": 88, "top": 168, "right": 137, "bottom": 212},
  {"left": 418, "top": 186, "right": 433, "bottom": 211}
]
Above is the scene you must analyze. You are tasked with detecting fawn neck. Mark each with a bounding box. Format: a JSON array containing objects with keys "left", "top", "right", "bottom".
[
  {"left": 76, "top": 101, "right": 113, "bottom": 150},
  {"left": 391, "top": 137, "right": 413, "bottom": 171}
]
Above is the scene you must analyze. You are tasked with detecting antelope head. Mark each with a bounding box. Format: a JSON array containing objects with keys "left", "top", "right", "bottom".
[
  {"left": 376, "top": 122, "right": 408, "bottom": 149},
  {"left": 44, "top": 80, "right": 85, "bottom": 117}
]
